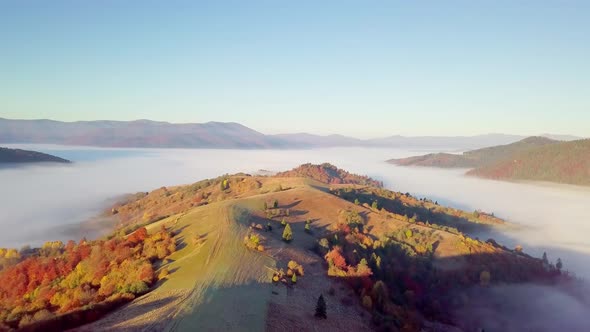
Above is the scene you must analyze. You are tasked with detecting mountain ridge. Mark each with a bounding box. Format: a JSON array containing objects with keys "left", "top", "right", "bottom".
[{"left": 0, "top": 117, "right": 583, "bottom": 149}]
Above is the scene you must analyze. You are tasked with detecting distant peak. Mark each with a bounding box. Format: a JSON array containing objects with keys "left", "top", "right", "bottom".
[{"left": 518, "top": 136, "right": 557, "bottom": 144}]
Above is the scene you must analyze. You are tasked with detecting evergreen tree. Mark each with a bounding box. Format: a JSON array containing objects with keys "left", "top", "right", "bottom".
[
  {"left": 282, "top": 224, "right": 293, "bottom": 242},
  {"left": 556, "top": 258, "right": 563, "bottom": 271},
  {"left": 273, "top": 199, "right": 279, "bottom": 209},
  {"left": 542, "top": 252, "right": 549, "bottom": 265},
  {"left": 315, "top": 294, "right": 327, "bottom": 319}
]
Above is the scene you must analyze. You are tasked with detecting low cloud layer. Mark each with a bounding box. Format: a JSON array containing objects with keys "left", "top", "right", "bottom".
[
  {"left": 454, "top": 283, "right": 590, "bottom": 332},
  {"left": 1, "top": 145, "right": 589, "bottom": 281}
]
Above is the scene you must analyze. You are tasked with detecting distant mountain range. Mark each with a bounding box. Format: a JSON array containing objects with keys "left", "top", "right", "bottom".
[
  {"left": 0, "top": 147, "right": 70, "bottom": 164},
  {"left": 389, "top": 137, "right": 590, "bottom": 186},
  {"left": 0, "top": 117, "right": 583, "bottom": 150}
]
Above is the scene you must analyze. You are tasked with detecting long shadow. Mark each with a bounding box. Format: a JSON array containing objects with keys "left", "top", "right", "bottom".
[
  {"left": 279, "top": 200, "right": 303, "bottom": 209},
  {"left": 20, "top": 293, "right": 183, "bottom": 332},
  {"left": 334, "top": 188, "right": 500, "bottom": 235},
  {"left": 311, "top": 214, "right": 590, "bottom": 332}
]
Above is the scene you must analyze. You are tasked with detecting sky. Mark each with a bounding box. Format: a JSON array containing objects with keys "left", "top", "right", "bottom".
[{"left": 0, "top": 1, "right": 588, "bottom": 138}]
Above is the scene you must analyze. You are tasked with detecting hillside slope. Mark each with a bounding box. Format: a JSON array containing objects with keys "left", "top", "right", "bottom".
[
  {"left": 389, "top": 136, "right": 558, "bottom": 168},
  {"left": 389, "top": 137, "right": 590, "bottom": 186},
  {"left": 0, "top": 147, "right": 70, "bottom": 164},
  {"left": 468, "top": 139, "right": 590, "bottom": 186},
  {"left": 0, "top": 164, "right": 573, "bottom": 332}
]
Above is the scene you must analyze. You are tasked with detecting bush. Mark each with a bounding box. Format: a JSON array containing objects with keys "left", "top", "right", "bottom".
[{"left": 158, "top": 268, "right": 169, "bottom": 280}]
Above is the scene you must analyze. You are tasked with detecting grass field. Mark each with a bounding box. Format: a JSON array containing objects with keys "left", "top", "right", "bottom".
[{"left": 75, "top": 200, "right": 275, "bottom": 331}]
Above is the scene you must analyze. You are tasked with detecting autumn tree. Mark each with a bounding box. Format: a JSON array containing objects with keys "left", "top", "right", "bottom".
[
  {"left": 371, "top": 200, "right": 378, "bottom": 210},
  {"left": 315, "top": 294, "right": 327, "bottom": 319},
  {"left": 221, "top": 179, "right": 229, "bottom": 190},
  {"left": 282, "top": 224, "right": 293, "bottom": 242}
]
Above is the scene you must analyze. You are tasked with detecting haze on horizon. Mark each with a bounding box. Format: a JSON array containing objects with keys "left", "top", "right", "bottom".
[{"left": 1, "top": 1, "right": 589, "bottom": 138}]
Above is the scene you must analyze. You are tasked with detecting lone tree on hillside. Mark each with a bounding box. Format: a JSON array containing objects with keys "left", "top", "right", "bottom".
[
  {"left": 221, "top": 179, "right": 229, "bottom": 190},
  {"left": 273, "top": 199, "right": 279, "bottom": 209},
  {"left": 282, "top": 224, "right": 293, "bottom": 242},
  {"left": 315, "top": 294, "right": 327, "bottom": 319}
]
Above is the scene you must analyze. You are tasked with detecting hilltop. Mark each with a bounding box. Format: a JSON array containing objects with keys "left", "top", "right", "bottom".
[
  {"left": 389, "top": 137, "right": 590, "bottom": 186},
  {"left": 0, "top": 147, "right": 70, "bottom": 164},
  {"left": 0, "top": 164, "right": 573, "bottom": 332}
]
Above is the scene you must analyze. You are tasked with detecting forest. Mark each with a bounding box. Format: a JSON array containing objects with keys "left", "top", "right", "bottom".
[{"left": 0, "top": 226, "right": 176, "bottom": 330}]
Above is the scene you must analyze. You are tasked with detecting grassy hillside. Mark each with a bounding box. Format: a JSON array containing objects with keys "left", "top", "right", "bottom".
[
  {"left": 0, "top": 147, "right": 70, "bottom": 164},
  {"left": 389, "top": 136, "right": 557, "bottom": 168},
  {"left": 390, "top": 137, "right": 590, "bottom": 186},
  {"left": 0, "top": 164, "right": 573, "bottom": 331},
  {"left": 468, "top": 139, "right": 590, "bottom": 186}
]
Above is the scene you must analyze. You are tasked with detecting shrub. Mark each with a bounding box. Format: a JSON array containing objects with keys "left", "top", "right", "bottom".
[{"left": 157, "top": 268, "right": 170, "bottom": 280}]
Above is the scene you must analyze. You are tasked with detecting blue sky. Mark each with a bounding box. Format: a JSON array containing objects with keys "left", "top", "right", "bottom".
[{"left": 1, "top": 1, "right": 588, "bottom": 138}]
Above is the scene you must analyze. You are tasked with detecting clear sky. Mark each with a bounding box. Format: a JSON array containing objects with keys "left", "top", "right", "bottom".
[{"left": 1, "top": 1, "right": 588, "bottom": 138}]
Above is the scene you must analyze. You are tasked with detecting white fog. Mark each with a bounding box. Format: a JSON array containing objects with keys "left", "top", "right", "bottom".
[{"left": 1, "top": 145, "right": 589, "bottom": 281}]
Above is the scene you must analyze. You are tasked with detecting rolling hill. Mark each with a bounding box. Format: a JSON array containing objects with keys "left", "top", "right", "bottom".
[
  {"left": 389, "top": 137, "right": 590, "bottom": 186},
  {"left": 468, "top": 139, "right": 590, "bottom": 186},
  {"left": 0, "top": 147, "right": 70, "bottom": 164},
  {"left": 0, "top": 164, "right": 572, "bottom": 332}
]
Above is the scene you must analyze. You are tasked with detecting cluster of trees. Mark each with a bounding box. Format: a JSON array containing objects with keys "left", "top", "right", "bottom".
[
  {"left": 243, "top": 233, "right": 264, "bottom": 252},
  {"left": 324, "top": 246, "right": 372, "bottom": 277},
  {"left": 0, "top": 226, "right": 176, "bottom": 329},
  {"left": 275, "top": 163, "right": 383, "bottom": 187},
  {"left": 272, "top": 260, "right": 304, "bottom": 285},
  {"left": 331, "top": 186, "right": 503, "bottom": 234},
  {"left": 313, "top": 194, "right": 569, "bottom": 330}
]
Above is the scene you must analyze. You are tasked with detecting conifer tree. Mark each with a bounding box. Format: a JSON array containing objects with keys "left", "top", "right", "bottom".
[
  {"left": 315, "top": 294, "right": 327, "bottom": 319},
  {"left": 282, "top": 224, "right": 293, "bottom": 242}
]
